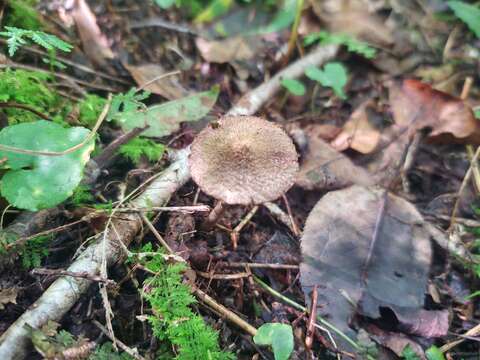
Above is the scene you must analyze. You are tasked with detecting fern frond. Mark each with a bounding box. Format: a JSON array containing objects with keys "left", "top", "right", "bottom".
[{"left": 0, "top": 26, "right": 73, "bottom": 56}]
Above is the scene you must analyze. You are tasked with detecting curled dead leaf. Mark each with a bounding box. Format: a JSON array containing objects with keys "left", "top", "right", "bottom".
[
  {"left": 123, "top": 63, "right": 189, "bottom": 100},
  {"left": 195, "top": 36, "right": 259, "bottom": 63},
  {"left": 295, "top": 125, "right": 373, "bottom": 190},
  {"left": 331, "top": 99, "right": 382, "bottom": 154},
  {"left": 390, "top": 79, "right": 480, "bottom": 143}
]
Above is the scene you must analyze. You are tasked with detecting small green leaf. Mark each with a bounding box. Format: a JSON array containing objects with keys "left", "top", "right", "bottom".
[
  {"left": 0, "top": 121, "right": 94, "bottom": 210},
  {"left": 114, "top": 86, "right": 219, "bottom": 138},
  {"left": 425, "top": 346, "right": 445, "bottom": 360},
  {"left": 254, "top": 323, "right": 293, "bottom": 360},
  {"left": 448, "top": 1, "right": 480, "bottom": 38},
  {"left": 154, "top": 0, "right": 176, "bottom": 9},
  {"left": 401, "top": 344, "right": 421, "bottom": 360},
  {"left": 474, "top": 108, "right": 480, "bottom": 119},
  {"left": 465, "top": 290, "right": 480, "bottom": 300},
  {"left": 253, "top": 0, "right": 297, "bottom": 34},
  {"left": 281, "top": 78, "right": 306, "bottom": 96},
  {"left": 194, "top": 0, "right": 233, "bottom": 23},
  {"left": 119, "top": 137, "right": 165, "bottom": 164},
  {"left": 305, "top": 62, "right": 348, "bottom": 99}
]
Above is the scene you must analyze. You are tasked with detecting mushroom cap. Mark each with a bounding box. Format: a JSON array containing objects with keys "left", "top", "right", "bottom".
[{"left": 189, "top": 116, "right": 299, "bottom": 205}]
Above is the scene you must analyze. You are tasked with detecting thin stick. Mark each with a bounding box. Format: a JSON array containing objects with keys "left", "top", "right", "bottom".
[
  {"left": 92, "top": 320, "right": 147, "bottom": 360},
  {"left": 202, "top": 201, "right": 224, "bottom": 231},
  {"left": 305, "top": 285, "right": 318, "bottom": 350},
  {"left": 219, "top": 262, "right": 299, "bottom": 270},
  {"left": 196, "top": 271, "right": 250, "bottom": 280},
  {"left": 114, "top": 205, "right": 210, "bottom": 214},
  {"left": 140, "top": 213, "right": 174, "bottom": 254},
  {"left": 0, "top": 94, "right": 111, "bottom": 156},
  {"left": 0, "top": 102, "right": 51, "bottom": 120},
  {"left": 263, "top": 201, "right": 298, "bottom": 235},
  {"left": 193, "top": 287, "right": 257, "bottom": 336},
  {"left": 440, "top": 323, "right": 480, "bottom": 353},
  {"left": 136, "top": 70, "right": 181, "bottom": 92},
  {"left": 31, "top": 268, "right": 115, "bottom": 286},
  {"left": 231, "top": 206, "right": 259, "bottom": 249},
  {"left": 448, "top": 145, "right": 480, "bottom": 232},
  {"left": 282, "top": 194, "right": 300, "bottom": 236}
]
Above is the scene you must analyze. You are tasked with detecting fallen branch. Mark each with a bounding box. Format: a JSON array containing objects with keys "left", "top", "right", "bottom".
[{"left": 0, "top": 44, "right": 339, "bottom": 359}]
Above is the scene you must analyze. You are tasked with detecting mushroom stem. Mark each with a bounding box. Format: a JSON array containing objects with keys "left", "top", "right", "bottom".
[{"left": 202, "top": 201, "right": 225, "bottom": 231}]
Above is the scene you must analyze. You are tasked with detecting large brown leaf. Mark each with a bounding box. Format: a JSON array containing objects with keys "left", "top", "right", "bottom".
[{"left": 300, "top": 185, "right": 444, "bottom": 350}]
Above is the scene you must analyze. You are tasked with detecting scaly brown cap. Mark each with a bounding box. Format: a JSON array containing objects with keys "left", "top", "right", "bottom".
[{"left": 189, "top": 116, "right": 299, "bottom": 205}]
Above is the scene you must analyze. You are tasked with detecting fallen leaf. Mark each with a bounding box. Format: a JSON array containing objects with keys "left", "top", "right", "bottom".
[
  {"left": 295, "top": 125, "right": 373, "bottom": 190},
  {"left": 369, "top": 327, "right": 426, "bottom": 360},
  {"left": 311, "top": 0, "right": 393, "bottom": 46},
  {"left": 300, "top": 185, "right": 435, "bottom": 349},
  {"left": 114, "top": 86, "right": 219, "bottom": 138},
  {"left": 331, "top": 99, "right": 382, "bottom": 153},
  {"left": 123, "top": 63, "right": 189, "bottom": 100},
  {"left": 195, "top": 36, "right": 258, "bottom": 63},
  {"left": 70, "top": 0, "right": 114, "bottom": 67},
  {"left": 0, "top": 287, "right": 18, "bottom": 310},
  {"left": 395, "top": 308, "right": 449, "bottom": 338},
  {"left": 390, "top": 79, "right": 480, "bottom": 142}
]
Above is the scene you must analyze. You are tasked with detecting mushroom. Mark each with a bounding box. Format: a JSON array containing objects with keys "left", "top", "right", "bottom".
[{"left": 189, "top": 115, "right": 299, "bottom": 244}]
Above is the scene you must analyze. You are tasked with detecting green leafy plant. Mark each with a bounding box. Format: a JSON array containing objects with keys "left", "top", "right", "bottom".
[
  {"left": 0, "top": 68, "right": 67, "bottom": 124},
  {"left": 0, "top": 120, "right": 94, "bottom": 210},
  {"left": 119, "top": 137, "right": 165, "bottom": 164},
  {"left": 18, "top": 235, "right": 51, "bottom": 269},
  {"left": 4, "top": 0, "right": 42, "bottom": 30},
  {"left": 425, "top": 346, "right": 445, "bottom": 360},
  {"left": 281, "top": 78, "right": 306, "bottom": 96},
  {"left": 304, "top": 31, "right": 376, "bottom": 59},
  {"left": 253, "top": 323, "right": 294, "bottom": 360},
  {"left": 0, "top": 26, "right": 72, "bottom": 56},
  {"left": 447, "top": 1, "right": 480, "bottom": 38},
  {"left": 69, "top": 185, "right": 95, "bottom": 206},
  {"left": 114, "top": 86, "right": 219, "bottom": 138},
  {"left": 305, "top": 62, "right": 348, "bottom": 99},
  {"left": 138, "top": 246, "right": 233, "bottom": 360},
  {"left": 78, "top": 94, "right": 107, "bottom": 128},
  {"left": 401, "top": 344, "right": 421, "bottom": 360},
  {"left": 107, "top": 88, "right": 151, "bottom": 121}
]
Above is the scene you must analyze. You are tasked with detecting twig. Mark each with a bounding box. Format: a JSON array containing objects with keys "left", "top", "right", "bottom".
[
  {"left": 263, "top": 201, "right": 298, "bottom": 235},
  {"left": 116, "top": 205, "right": 210, "bottom": 214},
  {"left": 128, "top": 18, "right": 198, "bottom": 35},
  {"left": 305, "top": 285, "right": 318, "bottom": 350},
  {"left": 92, "top": 320, "right": 147, "bottom": 360},
  {"left": 31, "top": 268, "right": 116, "bottom": 286},
  {"left": 140, "top": 213, "right": 174, "bottom": 254},
  {"left": 231, "top": 206, "right": 259, "bottom": 249},
  {"left": 218, "top": 262, "right": 299, "bottom": 270},
  {"left": 440, "top": 323, "right": 480, "bottom": 353},
  {"left": 193, "top": 287, "right": 257, "bottom": 336},
  {"left": 196, "top": 271, "right": 250, "bottom": 280},
  {"left": 282, "top": 194, "right": 300, "bottom": 236},
  {"left": 0, "top": 102, "right": 51, "bottom": 120},
  {"left": 448, "top": 145, "right": 480, "bottom": 233}
]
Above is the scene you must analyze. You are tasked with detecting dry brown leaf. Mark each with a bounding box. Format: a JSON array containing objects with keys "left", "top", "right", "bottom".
[
  {"left": 296, "top": 125, "right": 373, "bottom": 190},
  {"left": 0, "top": 288, "right": 18, "bottom": 310},
  {"left": 331, "top": 100, "right": 382, "bottom": 154},
  {"left": 123, "top": 63, "right": 189, "bottom": 100},
  {"left": 300, "top": 185, "right": 436, "bottom": 350},
  {"left": 195, "top": 36, "right": 258, "bottom": 63},
  {"left": 70, "top": 0, "right": 114, "bottom": 67},
  {"left": 390, "top": 79, "right": 480, "bottom": 142}
]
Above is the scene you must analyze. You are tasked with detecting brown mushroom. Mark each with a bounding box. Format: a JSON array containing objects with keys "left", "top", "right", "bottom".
[{"left": 189, "top": 115, "right": 299, "bottom": 239}]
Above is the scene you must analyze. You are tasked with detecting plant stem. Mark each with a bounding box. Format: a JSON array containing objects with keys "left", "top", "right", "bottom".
[{"left": 253, "top": 275, "right": 373, "bottom": 359}]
